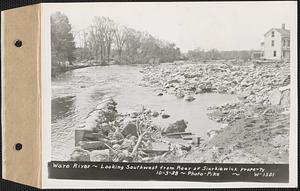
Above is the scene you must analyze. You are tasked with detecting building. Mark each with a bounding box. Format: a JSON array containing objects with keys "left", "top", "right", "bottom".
[
  {"left": 262, "top": 24, "right": 290, "bottom": 60},
  {"left": 251, "top": 51, "right": 263, "bottom": 60}
]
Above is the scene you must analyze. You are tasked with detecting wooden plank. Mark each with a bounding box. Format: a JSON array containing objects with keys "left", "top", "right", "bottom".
[
  {"left": 165, "top": 132, "right": 192, "bottom": 138},
  {"left": 142, "top": 142, "right": 170, "bottom": 154}
]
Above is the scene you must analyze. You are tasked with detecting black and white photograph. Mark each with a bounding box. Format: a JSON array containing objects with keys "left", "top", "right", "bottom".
[{"left": 43, "top": 1, "right": 297, "bottom": 185}]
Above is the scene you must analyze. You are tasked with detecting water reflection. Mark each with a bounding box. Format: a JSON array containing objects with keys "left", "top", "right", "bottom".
[{"left": 51, "top": 96, "right": 75, "bottom": 123}]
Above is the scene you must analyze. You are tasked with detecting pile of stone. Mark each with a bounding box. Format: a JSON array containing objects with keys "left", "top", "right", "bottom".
[
  {"left": 206, "top": 83, "right": 290, "bottom": 125},
  {"left": 141, "top": 61, "right": 290, "bottom": 105},
  {"left": 70, "top": 98, "right": 194, "bottom": 162}
]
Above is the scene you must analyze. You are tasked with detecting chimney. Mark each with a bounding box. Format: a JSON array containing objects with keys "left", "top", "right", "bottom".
[{"left": 282, "top": 24, "right": 286, "bottom": 30}]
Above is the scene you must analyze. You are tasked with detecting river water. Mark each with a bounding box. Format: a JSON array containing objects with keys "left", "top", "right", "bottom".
[{"left": 51, "top": 65, "right": 237, "bottom": 160}]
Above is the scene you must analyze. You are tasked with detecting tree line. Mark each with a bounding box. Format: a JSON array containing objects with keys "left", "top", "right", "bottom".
[
  {"left": 186, "top": 48, "right": 257, "bottom": 61},
  {"left": 51, "top": 11, "right": 182, "bottom": 69},
  {"left": 51, "top": 11, "right": 258, "bottom": 78}
]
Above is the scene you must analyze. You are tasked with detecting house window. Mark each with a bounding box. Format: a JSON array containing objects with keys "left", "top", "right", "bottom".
[
  {"left": 283, "top": 51, "right": 285, "bottom": 57},
  {"left": 287, "top": 40, "right": 290, "bottom": 47},
  {"left": 273, "top": 51, "right": 277, "bottom": 57},
  {"left": 271, "top": 31, "right": 275, "bottom": 37},
  {"left": 283, "top": 40, "right": 286, "bottom": 46},
  {"left": 271, "top": 40, "right": 274, "bottom": 46}
]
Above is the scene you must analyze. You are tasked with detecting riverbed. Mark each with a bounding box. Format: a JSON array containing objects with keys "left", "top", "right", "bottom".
[{"left": 51, "top": 65, "right": 237, "bottom": 160}]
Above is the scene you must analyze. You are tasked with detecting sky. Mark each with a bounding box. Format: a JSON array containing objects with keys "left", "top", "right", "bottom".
[{"left": 44, "top": 2, "right": 297, "bottom": 53}]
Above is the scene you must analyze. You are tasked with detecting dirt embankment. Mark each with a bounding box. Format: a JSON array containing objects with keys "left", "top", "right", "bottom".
[{"left": 141, "top": 60, "right": 290, "bottom": 163}]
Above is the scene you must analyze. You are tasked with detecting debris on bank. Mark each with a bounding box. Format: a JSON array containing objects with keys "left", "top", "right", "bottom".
[
  {"left": 141, "top": 61, "right": 290, "bottom": 105},
  {"left": 70, "top": 60, "right": 290, "bottom": 163},
  {"left": 70, "top": 98, "right": 201, "bottom": 162},
  {"left": 140, "top": 60, "right": 290, "bottom": 163}
]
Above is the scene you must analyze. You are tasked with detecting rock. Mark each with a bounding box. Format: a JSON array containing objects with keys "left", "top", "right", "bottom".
[
  {"left": 167, "top": 79, "right": 180, "bottom": 84},
  {"left": 206, "top": 129, "right": 219, "bottom": 139},
  {"left": 281, "top": 75, "right": 290, "bottom": 86},
  {"left": 120, "top": 137, "right": 136, "bottom": 151},
  {"left": 152, "top": 111, "right": 159, "bottom": 117},
  {"left": 130, "top": 112, "right": 138, "bottom": 118},
  {"left": 176, "top": 92, "right": 185, "bottom": 98},
  {"left": 112, "top": 144, "right": 121, "bottom": 150},
  {"left": 118, "top": 150, "right": 133, "bottom": 162},
  {"left": 162, "top": 114, "right": 171, "bottom": 119},
  {"left": 121, "top": 121, "right": 138, "bottom": 137},
  {"left": 268, "top": 89, "right": 282, "bottom": 105},
  {"left": 112, "top": 130, "right": 124, "bottom": 140},
  {"left": 70, "top": 148, "right": 90, "bottom": 161},
  {"left": 84, "top": 112, "right": 100, "bottom": 131},
  {"left": 184, "top": 95, "right": 196, "bottom": 102},
  {"left": 164, "top": 120, "right": 187, "bottom": 133},
  {"left": 268, "top": 86, "right": 290, "bottom": 106},
  {"left": 90, "top": 149, "right": 110, "bottom": 162},
  {"left": 98, "top": 123, "right": 113, "bottom": 136},
  {"left": 280, "top": 89, "right": 290, "bottom": 106},
  {"left": 157, "top": 92, "right": 163, "bottom": 96}
]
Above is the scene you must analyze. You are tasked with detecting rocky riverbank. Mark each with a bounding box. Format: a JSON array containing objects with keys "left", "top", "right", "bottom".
[
  {"left": 140, "top": 60, "right": 290, "bottom": 163},
  {"left": 70, "top": 98, "right": 197, "bottom": 162},
  {"left": 69, "top": 60, "right": 290, "bottom": 163}
]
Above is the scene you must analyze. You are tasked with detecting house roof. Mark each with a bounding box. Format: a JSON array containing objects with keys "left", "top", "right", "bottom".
[{"left": 264, "top": 28, "right": 290, "bottom": 37}]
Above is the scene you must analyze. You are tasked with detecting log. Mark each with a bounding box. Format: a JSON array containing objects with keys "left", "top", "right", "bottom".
[{"left": 131, "top": 132, "right": 147, "bottom": 156}]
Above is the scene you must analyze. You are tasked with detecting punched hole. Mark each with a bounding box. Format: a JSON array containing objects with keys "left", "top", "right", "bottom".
[
  {"left": 15, "top": 143, "right": 22, "bottom": 151},
  {"left": 14, "top": 40, "right": 23, "bottom": 48}
]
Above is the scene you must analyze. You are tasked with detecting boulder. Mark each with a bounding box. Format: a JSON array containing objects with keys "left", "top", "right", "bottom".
[
  {"left": 164, "top": 120, "right": 187, "bottom": 134},
  {"left": 121, "top": 122, "right": 138, "bottom": 137},
  {"left": 112, "top": 130, "right": 124, "bottom": 140},
  {"left": 167, "top": 79, "right": 180, "bottom": 84},
  {"left": 112, "top": 144, "right": 121, "bottom": 150},
  {"left": 118, "top": 150, "right": 133, "bottom": 162},
  {"left": 120, "top": 137, "right": 136, "bottom": 151},
  {"left": 184, "top": 95, "right": 196, "bottom": 102},
  {"left": 269, "top": 89, "right": 282, "bottom": 105},
  {"left": 176, "top": 92, "right": 185, "bottom": 98},
  {"left": 152, "top": 111, "right": 159, "bottom": 117},
  {"left": 90, "top": 149, "right": 110, "bottom": 162},
  {"left": 130, "top": 112, "right": 138, "bottom": 118},
  {"left": 268, "top": 86, "right": 290, "bottom": 106},
  {"left": 206, "top": 129, "right": 219, "bottom": 139},
  {"left": 162, "top": 114, "right": 171, "bottom": 119},
  {"left": 70, "top": 148, "right": 90, "bottom": 161},
  {"left": 280, "top": 89, "right": 290, "bottom": 106}
]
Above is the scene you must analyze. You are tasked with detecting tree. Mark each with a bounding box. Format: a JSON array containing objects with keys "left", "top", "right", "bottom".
[
  {"left": 92, "top": 17, "right": 116, "bottom": 64},
  {"left": 51, "top": 12, "right": 76, "bottom": 66},
  {"left": 123, "top": 28, "right": 142, "bottom": 64},
  {"left": 77, "top": 16, "right": 182, "bottom": 65},
  {"left": 114, "top": 25, "right": 129, "bottom": 63}
]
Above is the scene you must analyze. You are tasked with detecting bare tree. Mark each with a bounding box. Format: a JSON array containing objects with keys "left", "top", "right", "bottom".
[
  {"left": 92, "top": 17, "right": 116, "bottom": 64},
  {"left": 114, "top": 25, "right": 129, "bottom": 63}
]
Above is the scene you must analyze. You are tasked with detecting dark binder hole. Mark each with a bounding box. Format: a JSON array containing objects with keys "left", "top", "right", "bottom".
[
  {"left": 15, "top": 143, "right": 22, "bottom": 151},
  {"left": 14, "top": 40, "right": 22, "bottom": 48}
]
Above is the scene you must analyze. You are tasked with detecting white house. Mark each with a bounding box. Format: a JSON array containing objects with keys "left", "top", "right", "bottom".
[{"left": 262, "top": 24, "right": 290, "bottom": 60}]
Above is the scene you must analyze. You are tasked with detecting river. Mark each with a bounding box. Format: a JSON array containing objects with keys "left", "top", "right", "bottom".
[{"left": 51, "top": 64, "right": 237, "bottom": 160}]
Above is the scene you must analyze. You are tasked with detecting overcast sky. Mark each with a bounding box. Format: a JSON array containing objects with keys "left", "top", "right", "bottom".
[{"left": 45, "top": 2, "right": 296, "bottom": 52}]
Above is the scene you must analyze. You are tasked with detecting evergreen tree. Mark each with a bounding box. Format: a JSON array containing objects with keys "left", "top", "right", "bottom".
[{"left": 51, "top": 12, "right": 76, "bottom": 67}]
